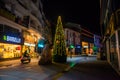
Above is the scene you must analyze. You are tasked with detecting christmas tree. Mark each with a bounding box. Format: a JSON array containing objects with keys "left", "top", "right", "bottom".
[{"left": 53, "top": 16, "right": 67, "bottom": 63}]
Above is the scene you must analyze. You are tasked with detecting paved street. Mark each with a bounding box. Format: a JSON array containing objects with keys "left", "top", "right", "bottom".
[
  {"left": 0, "top": 56, "right": 120, "bottom": 80},
  {"left": 45, "top": 56, "right": 120, "bottom": 80},
  {"left": 57, "top": 58, "right": 120, "bottom": 80},
  {"left": 0, "top": 58, "right": 69, "bottom": 80}
]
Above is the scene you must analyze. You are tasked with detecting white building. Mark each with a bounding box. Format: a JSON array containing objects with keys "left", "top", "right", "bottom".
[{"left": 0, "top": 0, "right": 46, "bottom": 59}]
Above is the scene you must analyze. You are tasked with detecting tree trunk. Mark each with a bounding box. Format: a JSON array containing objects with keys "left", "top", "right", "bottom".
[{"left": 38, "top": 43, "right": 52, "bottom": 65}]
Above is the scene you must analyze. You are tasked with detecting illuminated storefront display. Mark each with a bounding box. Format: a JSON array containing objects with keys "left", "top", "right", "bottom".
[
  {"left": 0, "top": 32, "right": 23, "bottom": 59},
  {"left": 22, "top": 31, "right": 40, "bottom": 58},
  {"left": 82, "top": 42, "right": 89, "bottom": 54},
  {"left": 0, "top": 43, "right": 21, "bottom": 59},
  {"left": 24, "top": 42, "right": 35, "bottom": 47},
  {"left": 82, "top": 42, "right": 94, "bottom": 55}
]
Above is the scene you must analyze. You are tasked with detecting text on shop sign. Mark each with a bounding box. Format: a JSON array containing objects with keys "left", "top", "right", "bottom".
[{"left": 3, "top": 35, "right": 21, "bottom": 43}]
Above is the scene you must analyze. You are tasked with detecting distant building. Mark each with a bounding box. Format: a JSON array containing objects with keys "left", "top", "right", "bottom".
[
  {"left": 64, "top": 28, "right": 81, "bottom": 55},
  {"left": 64, "top": 22, "right": 101, "bottom": 55}
]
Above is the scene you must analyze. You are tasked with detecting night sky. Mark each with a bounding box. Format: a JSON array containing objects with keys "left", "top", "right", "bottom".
[{"left": 42, "top": 0, "right": 100, "bottom": 36}]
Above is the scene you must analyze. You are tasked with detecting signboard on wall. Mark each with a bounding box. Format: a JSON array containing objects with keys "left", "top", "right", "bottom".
[
  {"left": 94, "top": 35, "right": 100, "bottom": 47},
  {"left": 3, "top": 35, "right": 21, "bottom": 43},
  {"left": 0, "top": 33, "right": 23, "bottom": 44}
]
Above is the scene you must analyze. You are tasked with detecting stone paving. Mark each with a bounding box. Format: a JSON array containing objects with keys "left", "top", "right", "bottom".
[{"left": 0, "top": 56, "right": 120, "bottom": 80}]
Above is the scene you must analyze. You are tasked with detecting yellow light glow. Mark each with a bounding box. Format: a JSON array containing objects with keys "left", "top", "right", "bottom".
[{"left": 0, "top": 43, "right": 21, "bottom": 58}]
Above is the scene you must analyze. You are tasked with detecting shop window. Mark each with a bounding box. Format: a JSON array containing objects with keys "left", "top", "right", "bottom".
[
  {"left": 110, "top": 34, "right": 118, "bottom": 68},
  {"left": 0, "top": 43, "right": 21, "bottom": 59}
]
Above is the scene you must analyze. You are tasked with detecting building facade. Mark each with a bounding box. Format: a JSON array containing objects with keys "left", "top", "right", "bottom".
[
  {"left": 0, "top": 0, "right": 47, "bottom": 60},
  {"left": 100, "top": 0, "right": 120, "bottom": 73},
  {"left": 64, "top": 28, "right": 81, "bottom": 55},
  {"left": 81, "top": 28, "right": 95, "bottom": 55},
  {"left": 64, "top": 23, "right": 100, "bottom": 56}
]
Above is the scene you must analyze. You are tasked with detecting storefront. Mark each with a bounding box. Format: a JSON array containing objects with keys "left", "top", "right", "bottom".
[
  {"left": 75, "top": 45, "right": 81, "bottom": 55},
  {"left": 22, "top": 31, "right": 40, "bottom": 58},
  {"left": 89, "top": 43, "right": 94, "bottom": 54},
  {"left": 82, "top": 42, "right": 89, "bottom": 54},
  {"left": 82, "top": 42, "right": 94, "bottom": 55},
  {"left": 107, "top": 29, "right": 120, "bottom": 71},
  {"left": 0, "top": 33, "right": 23, "bottom": 59},
  {"left": 109, "top": 33, "right": 119, "bottom": 69},
  {"left": 105, "top": 14, "right": 120, "bottom": 70}
]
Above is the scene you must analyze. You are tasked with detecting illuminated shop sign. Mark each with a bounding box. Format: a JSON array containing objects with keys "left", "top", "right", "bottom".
[
  {"left": 24, "top": 42, "right": 35, "bottom": 47},
  {"left": 76, "top": 45, "right": 81, "bottom": 48},
  {"left": 3, "top": 35, "right": 21, "bottom": 43},
  {"left": 83, "top": 46, "right": 88, "bottom": 48}
]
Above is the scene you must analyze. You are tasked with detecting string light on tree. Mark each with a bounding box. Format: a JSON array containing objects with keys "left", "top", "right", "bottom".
[{"left": 52, "top": 16, "right": 67, "bottom": 63}]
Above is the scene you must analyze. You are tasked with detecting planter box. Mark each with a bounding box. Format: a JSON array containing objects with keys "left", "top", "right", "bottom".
[{"left": 53, "top": 54, "right": 67, "bottom": 63}]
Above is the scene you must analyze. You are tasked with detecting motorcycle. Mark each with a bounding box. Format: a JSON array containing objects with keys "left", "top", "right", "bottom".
[{"left": 20, "top": 53, "right": 31, "bottom": 63}]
